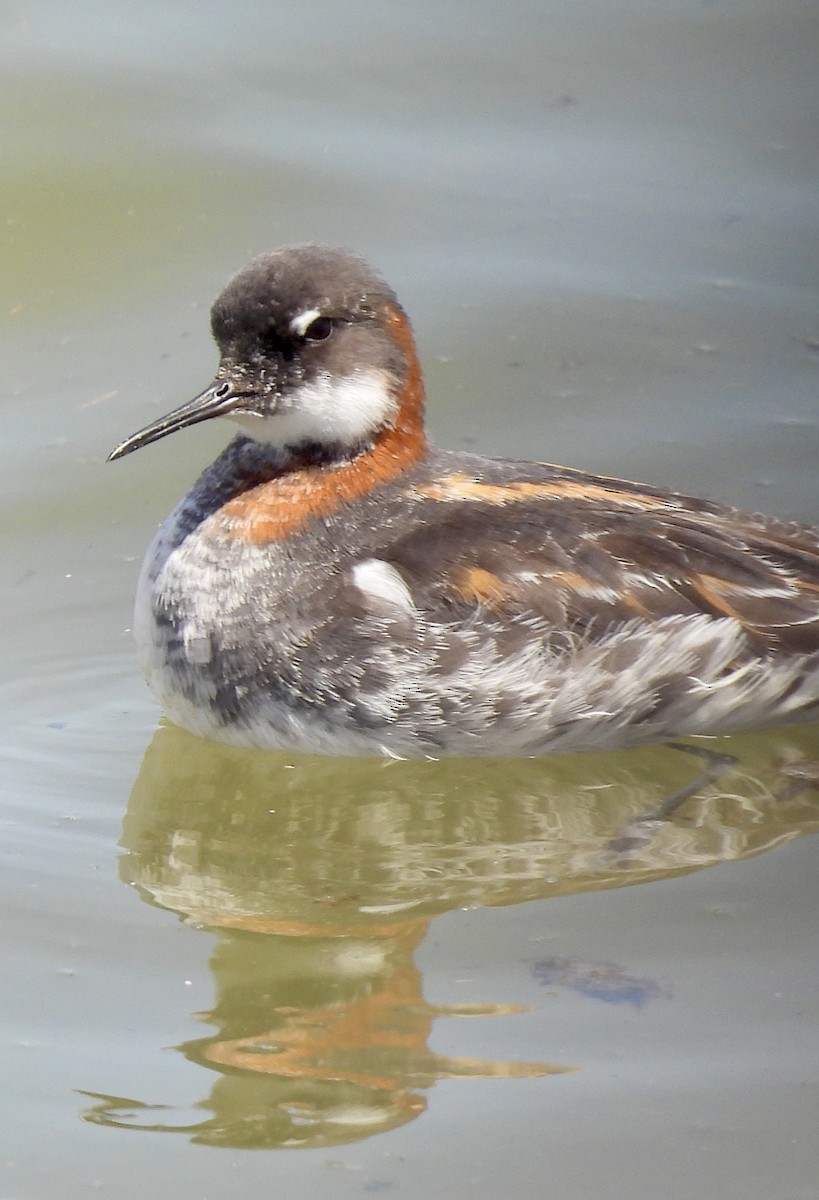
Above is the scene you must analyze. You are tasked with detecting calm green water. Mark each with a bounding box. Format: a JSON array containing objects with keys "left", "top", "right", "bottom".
[{"left": 2, "top": 2, "right": 819, "bottom": 1197}]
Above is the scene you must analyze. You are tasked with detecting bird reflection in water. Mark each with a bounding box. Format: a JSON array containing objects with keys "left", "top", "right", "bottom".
[{"left": 80, "top": 723, "right": 819, "bottom": 1148}]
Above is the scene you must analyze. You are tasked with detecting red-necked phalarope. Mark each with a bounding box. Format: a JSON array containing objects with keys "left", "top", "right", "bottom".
[{"left": 109, "top": 244, "right": 819, "bottom": 756}]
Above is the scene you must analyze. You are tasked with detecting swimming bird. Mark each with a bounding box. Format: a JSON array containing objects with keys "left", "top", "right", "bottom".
[{"left": 109, "top": 244, "right": 819, "bottom": 756}]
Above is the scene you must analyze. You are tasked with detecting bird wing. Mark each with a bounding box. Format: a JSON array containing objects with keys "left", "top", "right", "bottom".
[{"left": 381, "top": 464, "right": 819, "bottom": 654}]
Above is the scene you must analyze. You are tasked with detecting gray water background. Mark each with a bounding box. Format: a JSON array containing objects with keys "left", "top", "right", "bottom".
[{"left": 2, "top": 2, "right": 818, "bottom": 1197}]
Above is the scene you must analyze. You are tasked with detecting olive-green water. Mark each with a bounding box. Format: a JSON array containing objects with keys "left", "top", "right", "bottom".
[{"left": 2, "top": 2, "right": 819, "bottom": 1197}]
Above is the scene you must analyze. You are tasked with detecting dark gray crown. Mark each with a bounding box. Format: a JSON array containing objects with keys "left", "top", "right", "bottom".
[{"left": 210, "top": 243, "right": 398, "bottom": 356}]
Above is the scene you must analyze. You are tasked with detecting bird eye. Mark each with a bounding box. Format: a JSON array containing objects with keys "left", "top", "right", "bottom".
[{"left": 303, "top": 316, "right": 334, "bottom": 342}]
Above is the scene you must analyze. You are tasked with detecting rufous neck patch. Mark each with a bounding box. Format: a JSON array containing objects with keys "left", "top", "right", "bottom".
[{"left": 218, "top": 304, "right": 427, "bottom": 543}]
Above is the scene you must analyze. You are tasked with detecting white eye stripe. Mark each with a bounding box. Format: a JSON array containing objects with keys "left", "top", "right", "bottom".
[{"left": 289, "top": 308, "right": 323, "bottom": 338}]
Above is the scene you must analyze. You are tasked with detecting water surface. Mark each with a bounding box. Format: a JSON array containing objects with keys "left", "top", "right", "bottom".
[{"left": 2, "top": 2, "right": 818, "bottom": 1197}]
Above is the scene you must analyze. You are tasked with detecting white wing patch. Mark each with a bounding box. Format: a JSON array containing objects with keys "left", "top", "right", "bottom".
[{"left": 352, "top": 559, "right": 416, "bottom": 614}]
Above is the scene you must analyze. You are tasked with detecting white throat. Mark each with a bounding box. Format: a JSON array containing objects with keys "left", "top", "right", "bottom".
[{"left": 230, "top": 368, "right": 397, "bottom": 450}]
